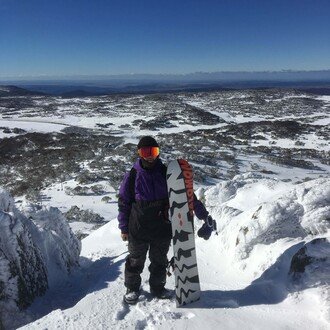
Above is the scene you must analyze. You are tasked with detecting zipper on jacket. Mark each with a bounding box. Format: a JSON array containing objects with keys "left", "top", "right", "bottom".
[{"left": 151, "top": 171, "right": 156, "bottom": 199}]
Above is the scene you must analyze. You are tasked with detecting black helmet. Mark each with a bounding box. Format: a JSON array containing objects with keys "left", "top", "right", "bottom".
[{"left": 137, "top": 136, "right": 159, "bottom": 149}]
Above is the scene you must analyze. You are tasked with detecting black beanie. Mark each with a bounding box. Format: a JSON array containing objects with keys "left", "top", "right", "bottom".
[{"left": 137, "top": 136, "right": 159, "bottom": 149}]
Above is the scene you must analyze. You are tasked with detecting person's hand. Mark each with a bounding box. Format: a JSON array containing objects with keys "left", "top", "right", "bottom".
[
  {"left": 121, "top": 233, "right": 129, "bottom": 241},
  {"left": 197, "top": 215, "right": 217, "bottom": 240}
]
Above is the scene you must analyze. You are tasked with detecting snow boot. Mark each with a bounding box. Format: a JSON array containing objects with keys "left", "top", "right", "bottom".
[
  {"left": 150, "top": 287, "right": 172, "bottom": 299},
  {"left": 123, "top": 288, "right": 140, "bottom": 305}
]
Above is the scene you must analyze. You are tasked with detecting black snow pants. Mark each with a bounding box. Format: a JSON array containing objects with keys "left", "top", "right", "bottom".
[{"left": 124, "top": 237, "right": 171, "bottom": 292}]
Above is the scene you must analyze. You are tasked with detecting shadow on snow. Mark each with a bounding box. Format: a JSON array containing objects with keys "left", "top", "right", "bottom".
[
  {"left": 186, "top": 242, "right": 318, "bottom": 309},
  {"left": 22, "top": 252, "right": 126, "bottom": 326}
]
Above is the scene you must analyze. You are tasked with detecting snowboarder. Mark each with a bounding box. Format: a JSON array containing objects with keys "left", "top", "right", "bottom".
[{"left": 118, "top": 136, "right": 216, "bottom": 304}]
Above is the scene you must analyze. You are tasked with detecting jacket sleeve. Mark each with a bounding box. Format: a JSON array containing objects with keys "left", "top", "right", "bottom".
[
  {"left": 193, "top": 193, "right": 209, "bottom": 220},
  {"left": 117, "top": 172, "right": 132, "bottom": 233}
]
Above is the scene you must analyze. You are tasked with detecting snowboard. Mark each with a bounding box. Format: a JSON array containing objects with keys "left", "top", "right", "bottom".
[{"left": 167, "top": 159, "right": 201, "bottom": 307}]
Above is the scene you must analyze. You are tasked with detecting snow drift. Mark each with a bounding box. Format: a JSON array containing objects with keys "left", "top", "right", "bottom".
[
  {"left": 203, "top": 174, "right": 329, "bottom": 260},
  {"left": 0, "top": 188, "right": 81, "bottom": 329}
]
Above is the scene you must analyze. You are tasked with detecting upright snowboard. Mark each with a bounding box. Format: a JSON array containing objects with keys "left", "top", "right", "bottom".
[{"left": 167, "top": 159, "right": 201, "bottom": 306}]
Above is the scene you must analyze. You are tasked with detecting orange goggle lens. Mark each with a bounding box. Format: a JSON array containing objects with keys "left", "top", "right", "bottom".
[{"left": 138, "top": 146, "right": 160, "bottom": 158}]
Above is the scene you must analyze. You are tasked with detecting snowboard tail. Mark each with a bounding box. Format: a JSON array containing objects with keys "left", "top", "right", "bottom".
[{"left": 167, "top": 159, "right": 201, "bottom": 306}]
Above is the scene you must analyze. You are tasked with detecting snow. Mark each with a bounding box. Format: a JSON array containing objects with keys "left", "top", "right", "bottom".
[
  {"left": 16, "top": 175, "right": 330, "bottom": 330},
  {"left": 317, "top": 95, "right": 330, "bottom": 103},
  {"left": 0, "top": 190, "right": 81, "bottom": 329},
  {"left": 312, "top": 117, "right": 330, "bottom": 125},
  {"left": 0, "top": 119, "right": 68, "bottom": 138},
  {"left": 34, "top": 179, "right": 118, "bottom": 220}
]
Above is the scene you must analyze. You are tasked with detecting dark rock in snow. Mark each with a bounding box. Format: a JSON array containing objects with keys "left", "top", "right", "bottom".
[
  {"left": 65, "top": 205, "right": 105, "bottom": 224},
  {"left": 289, "top": 238, "right": 330, "bottom": 288}
]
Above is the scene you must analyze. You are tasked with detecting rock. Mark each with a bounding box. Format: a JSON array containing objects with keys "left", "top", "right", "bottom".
[
  {"left": 101, "top": 196, "right": 112, "bottom": 203},
  {"left": 289, "top": 238, "right": 330, "bottom": 287},
  {"left": 65, "top": 206, "right": 105, "bottom": 224}
]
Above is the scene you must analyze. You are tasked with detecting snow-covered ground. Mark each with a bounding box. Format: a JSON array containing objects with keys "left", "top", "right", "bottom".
[
  {"left": 1, "top": 90, "right": 329, "bottom": 149},
  {"left": 17, "top": 174, "right": 330, "bottom": 330}
]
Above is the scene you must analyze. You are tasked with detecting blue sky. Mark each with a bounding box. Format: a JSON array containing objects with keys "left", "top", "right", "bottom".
[{"left": 0, "top": 0, "right": 329, "bottom": 77}]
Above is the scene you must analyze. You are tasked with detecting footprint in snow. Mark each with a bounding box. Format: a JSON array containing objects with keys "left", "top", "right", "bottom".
[{"left": 114, "top": 301, "right": 130, "bottom": 321}]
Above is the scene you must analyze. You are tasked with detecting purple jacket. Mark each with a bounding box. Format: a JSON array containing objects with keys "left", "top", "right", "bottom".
[{"left": 117, "top": 158, "right": 208, "bottom": 234}]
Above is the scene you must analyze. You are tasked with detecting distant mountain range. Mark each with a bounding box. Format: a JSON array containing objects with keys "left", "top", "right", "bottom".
[
  {"left": 0, "top": 85, "right": 45, "bottom": 97},
  {"left": 1, "top": 70, "right": 330, "bottom": 97},
  {"left": 2, "top": 69, "right": 330, "bottom": 83}
]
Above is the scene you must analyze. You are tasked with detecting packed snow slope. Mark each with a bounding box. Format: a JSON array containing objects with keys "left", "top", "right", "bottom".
[{"left": 19, "top": 174, "right": 330, "bottom": 330}]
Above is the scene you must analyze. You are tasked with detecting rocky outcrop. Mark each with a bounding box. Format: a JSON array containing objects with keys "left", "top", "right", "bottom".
[
  {"left": 65, "top": 206, "right": 105, "bottom": 224},
  {"left": 289, "top": 238, "right": 330, "bottom": 287}
]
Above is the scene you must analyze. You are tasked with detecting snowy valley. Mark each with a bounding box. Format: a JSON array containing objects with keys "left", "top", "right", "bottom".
[{"left": 0, "top": 88, "right": 329, "bottom": 329}]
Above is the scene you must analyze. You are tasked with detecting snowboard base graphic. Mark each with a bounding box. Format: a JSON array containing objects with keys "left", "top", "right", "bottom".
[{"left": 167, "top": 159, "right": 201, "bottom": 307}]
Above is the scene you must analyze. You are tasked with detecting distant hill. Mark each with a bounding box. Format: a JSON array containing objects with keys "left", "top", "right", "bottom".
[
  {"left": 14, "top": 83, "right": 234, "bottom": 97},
  {"left": 0, "top": 70, "right": 329, "bottom": 96},
  {"left": 2, "top": 69, "right": 330, "bottom": 83},
  {"left": 0, "top": 85, "right": 46, "bottom": 97},
  {"left": 1, "top": 76, "right": 330, "bottom": 97},
  {"left": 19, "top": 81, "right": 330, "bottom": 97}
]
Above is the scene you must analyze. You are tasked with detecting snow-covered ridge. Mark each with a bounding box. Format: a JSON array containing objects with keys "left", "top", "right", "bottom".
[
  {"left": 0, "top": 188, "right": 81, "bottom": 329},
  {"left": 202, "top": 174, "right": 329, "bottom": 267}
]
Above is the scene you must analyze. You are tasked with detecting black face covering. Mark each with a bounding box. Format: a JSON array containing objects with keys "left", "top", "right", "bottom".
[{"left": 141, "top": 157, "right": 157, "bottom": 169}]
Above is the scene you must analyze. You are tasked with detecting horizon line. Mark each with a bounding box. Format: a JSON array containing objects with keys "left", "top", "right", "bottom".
[{"left": 1, "top": 69, "right": 330, "bottom": 81}]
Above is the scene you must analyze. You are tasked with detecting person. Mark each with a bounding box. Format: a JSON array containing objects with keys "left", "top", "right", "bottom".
[{"left": 117, "top": 136, "right": 216, "bottom": 304}]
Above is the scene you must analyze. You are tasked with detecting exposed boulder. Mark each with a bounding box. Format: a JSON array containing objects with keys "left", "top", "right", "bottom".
[{"left": 289, "top": 238, "right": 330, "bottom": 287}]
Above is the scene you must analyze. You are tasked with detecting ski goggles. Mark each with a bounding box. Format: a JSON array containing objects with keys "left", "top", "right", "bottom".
[{"left": 138, "top": 146, "right": 160, "bottom": 159}]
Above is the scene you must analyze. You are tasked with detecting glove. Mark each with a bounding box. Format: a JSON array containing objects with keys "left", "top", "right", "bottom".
[
  {"left": 205, "top": 215, "right": 217, "bottom": 231},
  {"left": 197, "top": 215, "right": 217, "bottom": 240}
]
